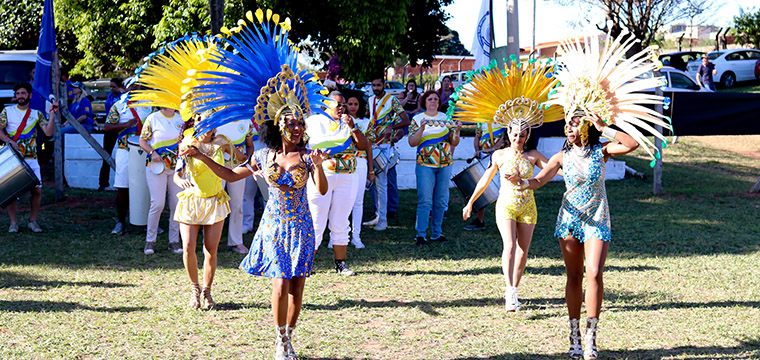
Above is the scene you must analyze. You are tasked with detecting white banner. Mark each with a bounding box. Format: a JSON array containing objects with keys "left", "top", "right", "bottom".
[{"left": 470, "top": 0, "right": 492, "bottom": 69}]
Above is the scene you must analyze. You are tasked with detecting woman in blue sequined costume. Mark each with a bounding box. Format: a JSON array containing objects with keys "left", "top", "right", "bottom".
[{"left": 507, "top": 110, "right": 639, "bottom": 359}]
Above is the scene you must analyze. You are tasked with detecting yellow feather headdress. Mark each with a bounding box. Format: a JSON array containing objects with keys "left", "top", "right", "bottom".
[
  {"left": 130, "top": 35, "right": 230, "bottom": 121},
  {"left": 450, "top": 60, "right": 563, "bottom": 135},
  {"left": 547, "top": 33, "right": 671, "bottom": 159}
]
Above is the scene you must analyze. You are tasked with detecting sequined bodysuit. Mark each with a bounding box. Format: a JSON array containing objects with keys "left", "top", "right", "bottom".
[
  {"left": 239, "top": 149, "right": 316, "bottom": 278},
  {"left": 554, "top": 143, "right": 611, "bottom": 242},
  {"left": 496, "top": 149, "right": 537, "bottom": 225}
]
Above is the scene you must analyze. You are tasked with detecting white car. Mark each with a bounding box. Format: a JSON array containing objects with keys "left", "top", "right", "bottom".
[
  {"left": 686, "top": 49, "right": 760, "bottom": 88},
  {"left": 0, "top": 50, "right": 37, "bottom": 107},
  {"left": 634, "top": 66, "right": 709, "bottom": 92}
]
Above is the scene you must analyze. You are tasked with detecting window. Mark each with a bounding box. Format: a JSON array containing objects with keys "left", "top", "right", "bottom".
[
  {"left": 669, "top": 72, "right": 698, "bottom": 90},
  {"left": 725, "top": 52, "right": 745, "bottom": 61},
  {"left": 707, "top": 52, "right": 723, "bottom": 60},
  {"left": 745, "top": 51, "right": 760, "bottom": 60},
  {"left": 0, "top": 61, "right": 35, "bottom": 89}
]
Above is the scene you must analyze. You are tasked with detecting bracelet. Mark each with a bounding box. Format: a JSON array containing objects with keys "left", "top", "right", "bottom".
[
  {"left": 519, "top": 179, "right": 530, "bottom": 190},
  {"left": 602, "top": 126, "right": 618, "bottom": 139}
]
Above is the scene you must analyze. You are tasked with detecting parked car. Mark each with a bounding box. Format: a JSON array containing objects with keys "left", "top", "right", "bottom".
[
  {"left": 349, "top": 80, "right": 407, "bottom": 97},
  {"left": 0, "top": 50, "right": 37, "bottom": 107},
  {"left": 439, "top": 70, "right": 469, "bottom": 89},
  {"left": 636, "top": 66, "right": 709, "bottom": 92},
  {"left": 686, "top": 49, "right": 760, "bottom": 88},
  {"left": 658, "top": 51, "right": 704, "bottom": 72},
  {"left": 83, "top": 78, "right": 111, "bottom": 122}
]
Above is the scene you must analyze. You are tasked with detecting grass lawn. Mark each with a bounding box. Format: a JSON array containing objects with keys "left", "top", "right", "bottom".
[
  {"left": 718, "top": 80, "right": 760, "bottom": 93},
  {"left": 1, "top": 135, "right": 759, "bottom": 359}
]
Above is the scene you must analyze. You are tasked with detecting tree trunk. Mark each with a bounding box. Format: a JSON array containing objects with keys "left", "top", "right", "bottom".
[{"left": 209, "top": 0, "right": 225, "bottom": 35}]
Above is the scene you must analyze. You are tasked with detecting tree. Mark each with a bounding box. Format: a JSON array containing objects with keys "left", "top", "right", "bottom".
[
  {"left": 733, "top": 8, "right": 760, "bottom": 49},
  {"left": 397, "top": 0, "right": 454, "bottom": 66},
  {"left": 435, "top": 29, "right": 472, "bottom": 56},
  {"left": 0, "top": 0, "right": 44, "bottom": 50}
]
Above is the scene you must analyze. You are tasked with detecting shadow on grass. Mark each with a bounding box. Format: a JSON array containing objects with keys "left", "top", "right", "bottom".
[
  {"left": 0, "top": 300, "right": 149, "bottom": 313},
  {"left": 449, "top": 337, "right": 760, "bottom": 359},
  {"left": 357, "top": 264, "right": 659, "bottom": 277},
  {"left": 303, "top": 297, "right": 502, "bottom": 316},
  {"left": 213, "top": 301, "right": 268, "bottom": 311},
  {"left": 0, "top": 270, "right": 135, "bottom": 290}
]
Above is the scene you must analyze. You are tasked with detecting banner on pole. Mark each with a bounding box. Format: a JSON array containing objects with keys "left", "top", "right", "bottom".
[
  {"left": 30, "top": 0, "right": 57, "bottom": 114},
  {"left": 470, "top": 0, "right": 492, "bottom": 70}
]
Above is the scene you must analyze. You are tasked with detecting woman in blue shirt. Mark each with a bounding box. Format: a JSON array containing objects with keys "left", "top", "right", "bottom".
[{"left": 62, "top": 81, "right": 94, "bottom": 134}]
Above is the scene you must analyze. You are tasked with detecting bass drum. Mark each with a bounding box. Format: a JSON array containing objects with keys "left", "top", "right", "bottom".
[
  {"left": 0, "top": 145, "right": 40, "bottom": 209},
  {"left": 452, "top": 156, "right": 500, "bottom": 212}
]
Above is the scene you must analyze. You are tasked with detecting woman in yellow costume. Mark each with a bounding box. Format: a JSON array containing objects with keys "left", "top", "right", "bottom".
[
  {"left": 131, "top": 34, "right": 239, "bottom": 311},
  {"left": 506, "top": 34, "right": 671, "bottom": 359},
  {"left": 457, "top": 59, "right": 563, "bottom": 313},
  {"left": 180, "top": 10, "right": 329, "bottom": 360}
]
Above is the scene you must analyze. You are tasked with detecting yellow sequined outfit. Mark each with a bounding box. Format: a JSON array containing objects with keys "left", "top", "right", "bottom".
[
  {"left": 174, "top": 136, "right": 231, "bottom": 225},
  {"left": 495, "top": 150, "right": 537, "bottom": 225}
]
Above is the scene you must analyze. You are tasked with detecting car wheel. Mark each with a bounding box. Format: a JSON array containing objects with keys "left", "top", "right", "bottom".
[{"left": 721, "top": 72, "right": 736, "bottom": 88}]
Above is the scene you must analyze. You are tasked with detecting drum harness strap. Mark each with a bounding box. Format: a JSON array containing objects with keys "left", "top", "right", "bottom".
[{"left": 12, "top": 108, "right": 32, "bottom": 142}]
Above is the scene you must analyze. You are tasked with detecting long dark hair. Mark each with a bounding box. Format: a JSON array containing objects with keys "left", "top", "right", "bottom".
[
  {"left": 178, "top": 116, "right": 196, "bottom": 143},
  {"left": 259, "top": 116, "right": 307, "bottom": 150},
  {"left": 501, "top": 127, "right": 538, "bottom": 151},
  {"left": 345, "top": 94, "right": 366, "bottom": 119}
]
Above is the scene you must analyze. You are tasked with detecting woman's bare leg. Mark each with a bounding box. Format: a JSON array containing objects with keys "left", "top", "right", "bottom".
[{"left": 558, "top": 235, "right": 584, "bottom": 319}]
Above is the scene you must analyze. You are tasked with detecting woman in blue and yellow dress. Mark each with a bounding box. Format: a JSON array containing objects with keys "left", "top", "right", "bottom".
[{"left": 179, "top": 9, "right": 331, "bottom": 360}]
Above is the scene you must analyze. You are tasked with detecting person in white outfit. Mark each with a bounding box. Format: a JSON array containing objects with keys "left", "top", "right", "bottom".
[
  {"left": 345, "top": 94, "right": 374, "bottom": 248},
  {"left": 138, "top": 107, "right": 184, "bottom": 255},
  {"left": 216, "top": 119, "right": 255, "bottom": 254},
  {"left": 306, "top": 91, "right": 369, "bottom": 275}
]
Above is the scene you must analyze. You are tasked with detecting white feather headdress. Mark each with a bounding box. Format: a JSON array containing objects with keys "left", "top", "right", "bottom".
[{"left": 548, "top": 32, "right": 670, "bottom": 159}]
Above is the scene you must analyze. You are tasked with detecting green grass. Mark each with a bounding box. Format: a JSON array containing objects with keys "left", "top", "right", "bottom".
[
  {"left": 718, "top": 80, "right": 760, "bottom": 93},
  {"left": 2, "top": 136, "right": 760, "bottom": 359}
]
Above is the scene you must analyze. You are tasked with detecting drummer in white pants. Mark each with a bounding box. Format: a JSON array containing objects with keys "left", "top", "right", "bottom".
[
  {"left": 216, "top": 119, "right": 254, "bottom": 254},
  {"left": 139, "top": 107, "right": 183, "bottom": 255},
  {"left": 242, "top": 127, "right": 264, "bottom": 233},
  {"left": 306, "top": 91, "right": 369, "bottom": 276}
]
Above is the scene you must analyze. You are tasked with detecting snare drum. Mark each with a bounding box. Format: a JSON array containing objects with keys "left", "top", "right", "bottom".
[
  {"left": 452, "top": 157, "right": 500, "bottom": 212},
  {"left": 0, "top": 145, "right": 40, "bottom": 209},
  {"left": 372, "top": 147, "right": 400, "bottom": 175}
]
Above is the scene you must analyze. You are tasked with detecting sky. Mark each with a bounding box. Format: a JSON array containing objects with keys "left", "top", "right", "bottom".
[{"left": 445, "top": 0, "right": 758, "bottom": 51}]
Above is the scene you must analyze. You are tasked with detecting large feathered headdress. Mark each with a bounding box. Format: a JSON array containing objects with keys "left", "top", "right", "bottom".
[
  {"left": 192, "top": 9, "right": 329, "bottom": 136},
  {"left": 547, "top": 33, "right": 671, "bottom": 159},
  {"left": 129, "top": 34, "right": 229, "bottom": 121},
  {"left": 450, "top": 59, "right": 563, "bottom": 137}
]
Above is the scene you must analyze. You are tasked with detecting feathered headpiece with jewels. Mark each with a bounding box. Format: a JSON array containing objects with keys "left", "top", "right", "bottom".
[
  {"left": 547, "top": 33, "right": 671, "bottom": 159},
  {"left": 192, "top": 9, "right": 329, "bottom": 139},
  {"left": 129, "top": 35, "right": 229, "bottom": 121},
  {"left": 450, "top": 58, "right": 563, "bottom": 138}
]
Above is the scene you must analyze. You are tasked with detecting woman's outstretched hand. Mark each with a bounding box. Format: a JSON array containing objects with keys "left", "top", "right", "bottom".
[{"left": 310, "top": 149, "right": 329, "bottom": 167}]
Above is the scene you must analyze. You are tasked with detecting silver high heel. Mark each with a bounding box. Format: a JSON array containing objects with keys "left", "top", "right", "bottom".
[
  {"left": 584, "top": 318, "right": 599, "bottom": 360},
  {"left": 285, "top": 325, "right": 298, "bottom": 360},
  {"left": 568, "top": 318, "right": 583, "bottom": 359},
  {"left": 274, "top": 325, "right": 288, "bottom": 360}
]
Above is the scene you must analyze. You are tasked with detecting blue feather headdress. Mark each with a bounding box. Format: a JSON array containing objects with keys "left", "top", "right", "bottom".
[{"left": 192, "top": 9, "right": 329, "bottom": 137}]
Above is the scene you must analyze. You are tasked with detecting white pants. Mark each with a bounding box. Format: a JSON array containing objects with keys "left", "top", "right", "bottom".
[
  {"left": 225, "top": 178, "right": 246, "bottom": 246},
  {"left": 145, "top": 168, "right": 180, "bottom": 243},
  {"left": 351, "top": 158, "right": 368, "bottom": 241},
  {"left": 113, "top": 148, "right": 129, "bottom": 188},
  {"left": 307, "top": 171, "right": 358, "bottom": 248},
  {"left": 242, "top": 175, "right": 260, "bottom": 232}
]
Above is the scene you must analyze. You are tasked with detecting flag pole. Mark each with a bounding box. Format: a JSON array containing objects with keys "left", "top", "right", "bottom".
[{"left": 51, "top": 51, "right": 63, "bottom": 200}]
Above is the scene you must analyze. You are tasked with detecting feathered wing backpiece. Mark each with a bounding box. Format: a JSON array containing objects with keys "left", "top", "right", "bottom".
[
  {"left": 547, "top": 33, "right": 671, "bottom": 159},
  {"left": 130, "top": 35, "right": 229, "bottom": 121},
  {"left": 450, "top": 59, "right": 563, "bottom": 138},
  {"left": 192, "top": 9, "right": 329, "bottom": 136}
]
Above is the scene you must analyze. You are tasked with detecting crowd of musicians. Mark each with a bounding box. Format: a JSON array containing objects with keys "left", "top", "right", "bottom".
[{"left": 1, "top": 8, "right": 674, "bottom": 360}]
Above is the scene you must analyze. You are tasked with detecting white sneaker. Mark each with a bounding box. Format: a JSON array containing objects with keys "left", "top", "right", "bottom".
[
  {"left": 111, "top": 222, "right": 124, "bottom": 234},
  {"left": 373, "top": 221, "right": 387, "bottom": 231},
  {"left": 27, "top": 221, "right": 43, "bottom": 233},
  {"left": 351, "top": 238, "right": 365, "bottom": 249},
  {"left": 144, "top": 242, "right": 155, "bottom": 255},
  {"left": 8, "top": 222, "right": 19, "bottom": 233},
  {"left": 362, "top": 216, "right": 379, "bottom": 227}
]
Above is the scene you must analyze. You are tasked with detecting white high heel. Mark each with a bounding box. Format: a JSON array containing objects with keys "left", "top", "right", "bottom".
[
  {"left": 274, "top": 325, "right": 288, "bottom": 360},
  {"left": 285, "top": 325, "right": 298, "bottom": 360},
  {"left": 568, "top": 318, "right": 583, "bottom": 359},
  {"left": 512, "top": 286, "right": 521, "bottom": 311},
  {"left": 504, "top": 287, "right": 517, "bottom": 312},
  {"left": 584, "top": 318, "right": 599, "bottom": 360}
]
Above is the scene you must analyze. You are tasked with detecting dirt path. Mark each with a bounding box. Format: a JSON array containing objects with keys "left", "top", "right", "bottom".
[{"left": 688, "top": 135, "right": 760, "bottom": 160}]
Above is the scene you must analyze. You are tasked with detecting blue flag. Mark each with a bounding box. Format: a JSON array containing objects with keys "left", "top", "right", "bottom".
[{"left": 30, "top": 0, "right": 57, "bottom": 113}]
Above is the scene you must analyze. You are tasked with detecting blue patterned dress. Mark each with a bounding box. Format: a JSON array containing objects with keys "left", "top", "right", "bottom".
[
  {"left": 554, "top": 143, "right": 612, "bottom": 242},
  {"left": 240, "top": 149, "right": 316, "bottom": 278}
]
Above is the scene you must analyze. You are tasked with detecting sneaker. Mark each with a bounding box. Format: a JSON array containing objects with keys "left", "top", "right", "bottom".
[
  {"left": 111, "top": 222, "right": 124, "bottom": 235},
  {"left": 27, "top": 221, "right": 43, "bottom": 233},
  {"left": 229, "top": 244, "right": 248, "bottom": 254},
  {"left": 362, "top": 216, "right": 379, "bottom": 227},
  {"left": 334, "top": 260, "right": 356, "bottom": 276},
  {"left": 144, "top": 242, "right": 155, "bottom": 255},
  {"left": 415, "top": 236, "right": 427, "bottom": 246},
  {"left": 463, "top": 220, "right": 486, "bottom": 231},
  {"left": 8, "top": 222, "right": 19, "bottom": 233},
  {"left": 351, "top": 238, "right": 365, "bottom": 249},
  {"left": 373, "top": 221, "right": 387, "bottom": 231},
  {"left": 387, "top": 211, "right": 396, "bottom": 219},
  {"left": 168, "top": 242, "right": 184, "bottom": 254},
  {"left": 431, "top": 235, "right": 449, "bottom": 243}
]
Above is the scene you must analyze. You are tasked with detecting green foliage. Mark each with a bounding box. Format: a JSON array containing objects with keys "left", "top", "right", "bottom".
[
  {"left": 398, "top": 0, "right": 454, "bottom": 66},
  {"left": 733, "top": 8, "right": 760, "bottom": 49},
  {"left": 152, "top": 0, "right": 211, "bottom": 47},
  {"left": 435, "top": 29, "right": 472, "bottom": 56},
  {"left": 0, "top": 0, "right": 44, "bottom": 50}
]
